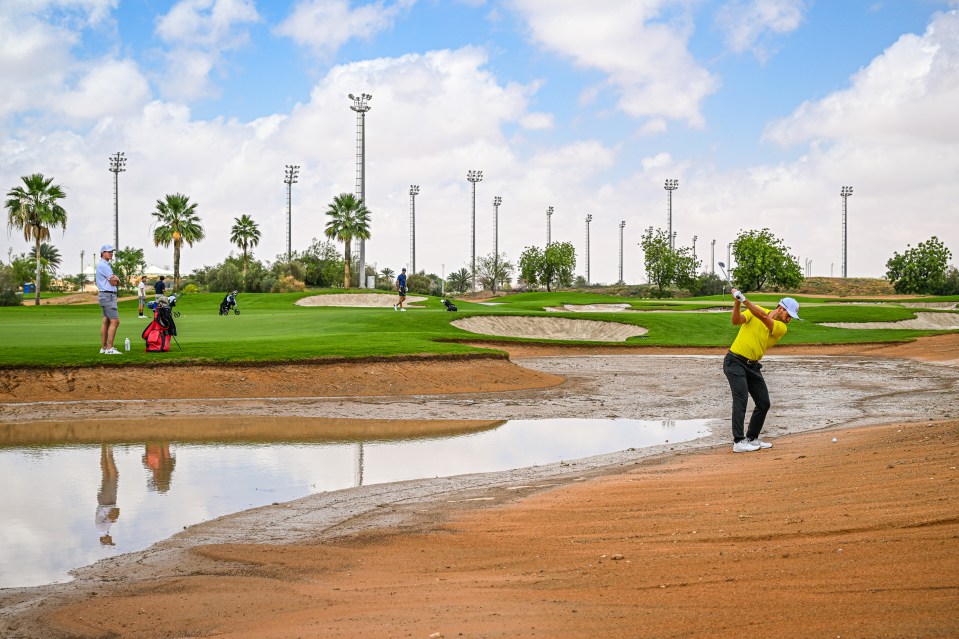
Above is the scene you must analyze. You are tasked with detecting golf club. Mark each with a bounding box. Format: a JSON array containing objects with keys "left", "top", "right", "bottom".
[{"left": 717, "top": 261, "right": 733, "bottom": 287}]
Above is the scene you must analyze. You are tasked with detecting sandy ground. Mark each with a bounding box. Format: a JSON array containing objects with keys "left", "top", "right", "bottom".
[
  {"left": 822, "top": 311, "right": 959, "bottom": 330},
  {"left": 1, "top": 335, "right": 959, "bottom": 637},
  {"left": 452, "top": 316, "right": 649, "bottom": 341},
  {"left": 295, "top": 293, "right": 427, "bottom": 307}
]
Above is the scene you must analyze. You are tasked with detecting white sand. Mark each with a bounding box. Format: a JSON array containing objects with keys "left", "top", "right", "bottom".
[
  {"left": 452, "top": 316, "right": 648, "bottom": 342},
  {"left": 295, "top": 293, "right": 427, "bottom": 307},
  {"left": 822, "top": 312, "right": 959, "bottom": 330}
]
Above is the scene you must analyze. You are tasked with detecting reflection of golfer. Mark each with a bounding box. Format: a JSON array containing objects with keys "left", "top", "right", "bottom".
[
  {"left": 142, "top": 443, "right": 176, "bottom": 493},
  {"left": 96, "top": 445, "right": 120, "bottom": 546},
  {"left": 723, "top": 289, "right": 801, "bottom": 453},
  {"left": 394, "top": 267, "right": 408, "bottom": 311}
]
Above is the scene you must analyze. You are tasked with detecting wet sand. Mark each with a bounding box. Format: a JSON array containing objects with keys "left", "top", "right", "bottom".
[{"left": 1, "top": 335, "right": 958, "bottom": 637}]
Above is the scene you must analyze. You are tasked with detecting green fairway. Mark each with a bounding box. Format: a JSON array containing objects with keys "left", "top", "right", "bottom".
[{"left": 0, "top": 290, "right": 956, "bottom": 368}]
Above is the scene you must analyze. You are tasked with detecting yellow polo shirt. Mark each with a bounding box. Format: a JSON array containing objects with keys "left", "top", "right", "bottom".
[{"left": 729, "top": 307, "right": 788, "bottom": 361}]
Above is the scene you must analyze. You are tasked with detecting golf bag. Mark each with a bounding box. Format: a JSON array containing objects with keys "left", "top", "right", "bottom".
[
  {"left": 441, "top": 299, "right": 457, "bottom": 312},
  {"left": 143, "top": 294, "right": 179, "bottom": 352},
  {"left": 219, "top": 291, "right": 239, "bottom": 315}
]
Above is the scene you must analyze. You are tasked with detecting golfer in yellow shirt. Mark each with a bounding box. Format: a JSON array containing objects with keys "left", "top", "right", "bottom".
[{"left": 724, "top": 288, "right": 802, "bottom": 453}]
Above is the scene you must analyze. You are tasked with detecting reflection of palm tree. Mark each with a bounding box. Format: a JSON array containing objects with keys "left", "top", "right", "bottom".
[
  {"left": 142, "top": 443, "right": 176, "bottom": 493},
  {"left": 96, "top": 445, "right": 120, "bottom": 546}
]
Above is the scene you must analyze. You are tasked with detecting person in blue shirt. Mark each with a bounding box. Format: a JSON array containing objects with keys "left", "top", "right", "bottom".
[
  {"left": 96, "top": 244, "right": 122, "bottom": 354},
  {"left": 394, "top": 267, "right": 408, "bottom": 311}
]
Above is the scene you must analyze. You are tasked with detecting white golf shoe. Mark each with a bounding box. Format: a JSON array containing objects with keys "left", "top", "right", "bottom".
[
  {"left": 732, "top": 440, "right": 761, "bottom": 453},
  {"left": 747, "top": 438, "right": 773, "bottom": 449}
]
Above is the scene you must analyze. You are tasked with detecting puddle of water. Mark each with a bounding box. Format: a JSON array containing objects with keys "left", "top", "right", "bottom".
[{"left": 0, "top": 416, "right": 711, "bottom": 589}]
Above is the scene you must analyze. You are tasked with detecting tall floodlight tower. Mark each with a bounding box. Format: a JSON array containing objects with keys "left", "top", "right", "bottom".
[
  {"left": 283, "top": 164, "right": 300, "bottom": 261},
  {"left": 692, "top": 235, "right": 698, "bottom": 261},
  {"left": 711, "top": 239, "right": 716, "bottom": 274},
  {"left": 585, "top": 214, "right": 593, "bottom": 284},
  {"left": 466, "top": 170, "right": 483, "bottom": 290},
  {"left": 493, "top": 196, "right": 502, "bottom": 293},
  {"left": 664, "top": 178, "right": 679, "bottom": 249},
  {"left": 108, "top": 152, "right": 126, "bottom": 251},
  {"left": 409, "top": 185, "right": 419, "bottom": 274},
  {"left": 349, "top": 92, "right": 372, "bottom": 287},
  {"left": 546, "top": 206, "right": 554, "bottom": 245},
  {"left": 727, "top": 242, "right": 733, "bottom": 270},
  {"left": 841, "top": 186, "right": 853, "bottom": 278},
  {"left": 618, "top": 220, "right": 626, "bottom": 284}
]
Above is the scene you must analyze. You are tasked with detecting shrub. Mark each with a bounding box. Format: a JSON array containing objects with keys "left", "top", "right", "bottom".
[
  {"left": 0, "top": 265, "right": 23, "bottom": 306},
  {"left": 272, "top": 275, "right": 305, "bottom": 293}
]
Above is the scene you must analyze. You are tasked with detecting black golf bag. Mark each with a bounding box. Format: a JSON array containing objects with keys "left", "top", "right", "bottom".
[
  {"left": 441, "top": 299, "right": 457, "bottom": 312},
  {"left": 219, "top": 291, "right": 239, "bottom": 315}
]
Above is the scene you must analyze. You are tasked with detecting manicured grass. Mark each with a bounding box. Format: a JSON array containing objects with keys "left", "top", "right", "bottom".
[{"left": 0, "top": 289, "right": 955, "bottom": 368}]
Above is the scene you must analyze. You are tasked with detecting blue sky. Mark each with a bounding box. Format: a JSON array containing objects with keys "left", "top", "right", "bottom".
[{"left": 1, "top": 0, "right": 957, "bottom": 282}]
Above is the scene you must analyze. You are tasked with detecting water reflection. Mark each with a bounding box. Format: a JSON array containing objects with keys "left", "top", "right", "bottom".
[
  {"left": 96, "top": 445, "right": 120, "bottom": 546},
  {"left": 0, "top": 416, "right": 711, "bottom": 589}
]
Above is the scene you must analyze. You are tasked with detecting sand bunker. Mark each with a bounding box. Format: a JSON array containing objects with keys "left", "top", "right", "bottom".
[
  {"left": 296, "top": 293, "right": 426, "bottom": 307},
  {"left": 452, "top": 316, "right": 647, "bottom": 342},
  {"left": 544, "top": 303, "right": 633, "bottom": 312},
  {"left": 822, "top": 311, "right": 959, "bottom": 330}
]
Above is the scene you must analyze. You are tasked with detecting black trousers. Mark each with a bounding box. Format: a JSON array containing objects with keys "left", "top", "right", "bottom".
[{"left": 723, "top": 352, "right": 771, "bottom": 442}]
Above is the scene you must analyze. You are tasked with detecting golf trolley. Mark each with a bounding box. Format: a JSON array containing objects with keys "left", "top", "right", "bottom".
[{"left": 219, "top": 290, "right": 240, "bottom": 315}]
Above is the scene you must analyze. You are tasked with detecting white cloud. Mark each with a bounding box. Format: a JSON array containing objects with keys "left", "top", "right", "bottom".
[
  {"left": 509, "top": 0, "right": 720, "bottom": 129},
  {"left": 274, "top": 0, "right": 415, "bottom": 58},
  {"left": 154, "top": 0, "right": 260, "bottom": 101},
  {"left": 57, "top": 59, "right": 152, "bottom": 120},
  {"left": 715, "top": 0, "right": 807, "bottom": 59},
  {"left": 764, "top": 10, "right": 959, "bottom": 147}
]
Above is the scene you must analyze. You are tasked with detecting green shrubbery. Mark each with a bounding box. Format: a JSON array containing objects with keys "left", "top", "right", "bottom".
[{"left": 0, "top": 265, "right": 23, "bottom": 306}]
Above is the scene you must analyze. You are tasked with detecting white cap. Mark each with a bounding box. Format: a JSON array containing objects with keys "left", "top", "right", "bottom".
[
  {"left": 100, "top": 244, "right": 115, "bottom": 253},
  {"left": 779, "top": 297, "right": 802, "bottom": 320}
]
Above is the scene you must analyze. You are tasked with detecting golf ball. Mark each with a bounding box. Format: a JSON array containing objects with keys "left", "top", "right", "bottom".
[{"left": 832, "top": 437, "right": 838, "bottom": 443}]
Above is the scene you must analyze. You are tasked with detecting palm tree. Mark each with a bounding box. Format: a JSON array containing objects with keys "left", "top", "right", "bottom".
[
  {"left": 151, "top": 193, "right": 205, "bottom": 292},
  {"left": 5, "top": 174, "right": 67, "bottom": 305},
  {"left": 28, "top": 242, "right": 63, "bottom": 273},
  {"left": 379, "top": 267, "right": 395, "bottom": 285},
  {"left": 230, "top": 214, "right": 261, "bottom": 278},
  {"left": 324, "top": 193, "right": 371, "bottom": 288},
  {"left": 447, "top": 267, "right": 471, "bottom": 294}
]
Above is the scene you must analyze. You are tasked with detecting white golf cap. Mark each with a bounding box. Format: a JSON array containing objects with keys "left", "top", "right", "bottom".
[
  {"left": 100, "top": 243, "right": 115, "bottom": 253},
  {"left": 779, "top": 297, "right": 802, "bottom": 320}
]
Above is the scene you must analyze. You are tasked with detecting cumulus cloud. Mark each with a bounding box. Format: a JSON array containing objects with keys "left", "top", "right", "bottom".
[
  {"left": 509, "top": 0, "right": 720, "bottom": 129},
  {"left": 715, "top": 0, "right": 807, "bottom": 59},
  {"left": 274, "top": 0, "right": 415, "bottom": 59},
  {"left": 764, "top": 10, "right": 959, "bottom": 146},
  {"left": 154, "top": 0, "right": 260, "bottom": 101}
]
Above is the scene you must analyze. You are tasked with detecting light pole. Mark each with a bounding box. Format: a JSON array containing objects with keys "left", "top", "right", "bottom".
[
  {"left": 710, "top": 239, "right": 716, "bottom": 274},
  {"left": 409, "top": 185, "right": 419, "bottom": 274},
  {"left": 546, "top": 206, "right": 553, "bottom": 245},
  {"left": 283, "top": 164, "right": 300, "bottom": 261},
  {"left": 664, "top": 178, "right": 678, "bottom": 249},
  {"left": 618, "top": 220, "right": 626, "bottom": 284},
  {"left": 493, "top": 196, "right": 502, "bottom": 293},
  {"left": 349, "top": 92, "right": 372, "bottom": 287},
  {"left": 727, "top": 242, "right": 732, "bottom": 271},
  {"left": 108, "top": 152, "right": 126, "bottom": 251},
  {"left": 466, "top": 170, "right": 483, "bottom": 291},
  {"left": 80, "top": 249, "right": 85, "bottom": 292},
  {"left": 692, "top": 235, "right": 698, "bottom": 261},
  {"left": 841, "top": 185, "right": 853, "bottom": 278},
  {"left": 585, "top": 214, "right": 593, "bottom": 285}
]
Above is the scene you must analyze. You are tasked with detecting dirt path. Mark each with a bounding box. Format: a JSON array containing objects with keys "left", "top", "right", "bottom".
[{"left": 1, "top": 335, "right": 958, "bottom": 637}]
